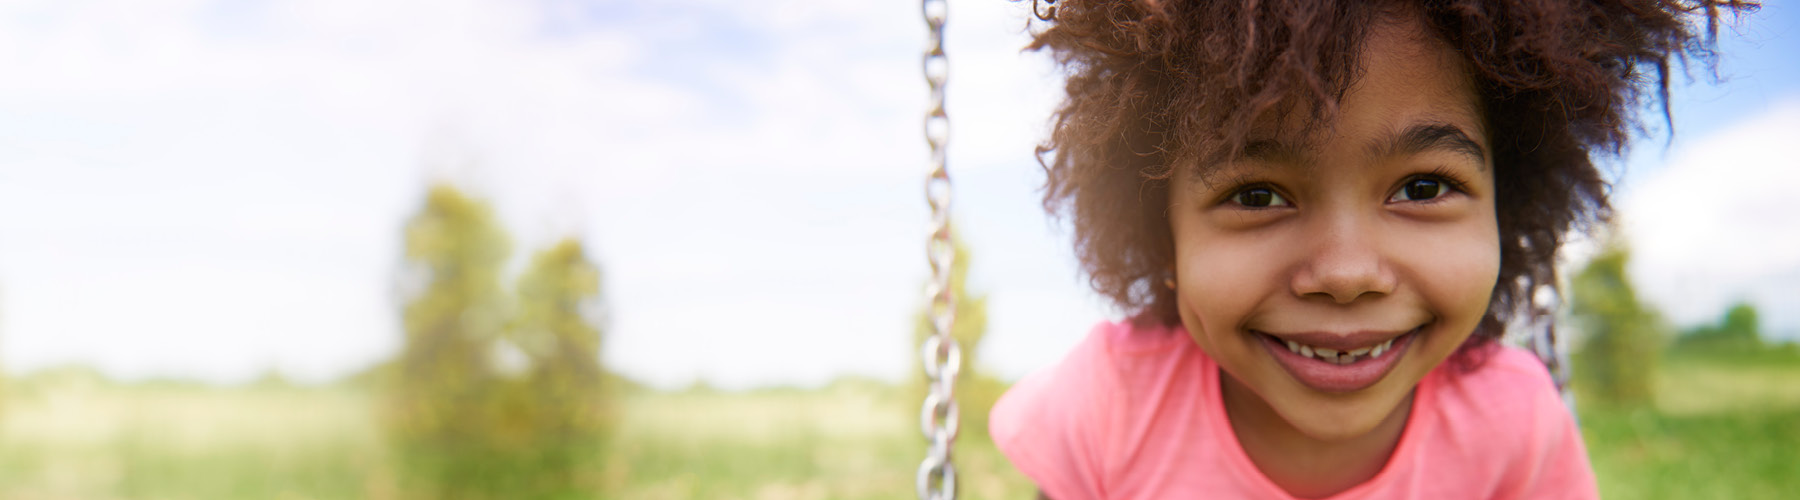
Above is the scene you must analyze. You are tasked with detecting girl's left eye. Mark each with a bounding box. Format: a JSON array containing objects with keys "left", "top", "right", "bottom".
[
  {"left": 1231, "top": 187, "right": 1290, "bottom": 208},
  {"left": 1389, "top": 178, "right": 1449, "bottom": 202}
]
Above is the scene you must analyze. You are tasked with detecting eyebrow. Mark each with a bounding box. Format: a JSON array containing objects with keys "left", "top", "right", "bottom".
[
  {"left": 1369, "top": 122, "right": 1488, "bottom": 168},
  {"left": 1241, "top": 138, "right": 1310, "bottom": 165},
  {"left": 1239, "top": 121, "right": 1488, "bottom": 170}
]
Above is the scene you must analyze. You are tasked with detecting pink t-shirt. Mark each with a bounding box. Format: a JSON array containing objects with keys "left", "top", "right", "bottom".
[{"left": 990, "top": 320, "right": 1598, "bottom": 499}]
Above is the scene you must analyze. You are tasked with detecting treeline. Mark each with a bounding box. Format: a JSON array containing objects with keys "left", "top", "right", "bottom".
[{"left": 1570, "top": 236, "right": 1795, "bottom": 408}]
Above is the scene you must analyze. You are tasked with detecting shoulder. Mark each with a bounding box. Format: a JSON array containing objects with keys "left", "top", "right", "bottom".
[
  {"left": 989, "top": 319, "right": 1194, "bottom": 499},
  {"left": 990, "top": 320, "right": 1168, "bottom": 444},
  {"left": 993, "top": 319, "right": 1190, "bottom": 413},
  {"left": 1418, "top": 344, "right": 1596, "bottom": 498},
  {"left": 1426, "top": 344, "right": 1565, "bottom": 441},
  {"left": 1441, "top": 344, "right": 1556, "bottom": 388}
]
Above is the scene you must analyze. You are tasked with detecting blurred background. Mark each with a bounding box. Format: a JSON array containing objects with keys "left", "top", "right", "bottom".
[{"left": 0, "top": 0, "right": 1794, "bottom": 499}]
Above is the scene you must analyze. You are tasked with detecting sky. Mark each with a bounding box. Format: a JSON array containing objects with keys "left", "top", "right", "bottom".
[{"left": 0, "top": 0, "right": 1794, "bottom": 390}]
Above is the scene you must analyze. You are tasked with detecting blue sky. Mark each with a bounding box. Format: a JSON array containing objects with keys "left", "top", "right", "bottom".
[
  {"left": 1609, "top": 1, "right": 1800, "bottom": 341},
  {"left": 0, "top": 0, "right": 1793, "bottom": 389}
]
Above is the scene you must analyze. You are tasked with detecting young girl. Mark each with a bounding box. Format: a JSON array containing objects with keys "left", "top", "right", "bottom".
[{"left": 989, "top": 0, "right": 1751, "bottom": 498}]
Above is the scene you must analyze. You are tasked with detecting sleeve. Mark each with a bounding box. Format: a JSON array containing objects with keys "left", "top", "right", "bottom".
[
  {"left": 1497, "top": 361, "right": 1600, "bottom": 499},
  {"left": 988, "top": 326, "right": 1118, "bottom": 500}
]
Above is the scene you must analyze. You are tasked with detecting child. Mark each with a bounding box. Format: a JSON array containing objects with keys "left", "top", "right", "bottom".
[{"left": 989, "top": 0, "right": 1752, "bottom": 498}]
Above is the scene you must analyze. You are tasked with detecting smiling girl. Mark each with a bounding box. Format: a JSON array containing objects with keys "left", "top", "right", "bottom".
[{"left": 989, "top": 0, "right": 1751, "bottom": 498}]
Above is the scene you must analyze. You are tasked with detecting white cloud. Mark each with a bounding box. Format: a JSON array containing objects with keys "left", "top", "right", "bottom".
[
  {"left": 0, "top": 0, "right": 1107, "bottom": 388},
  {"left": 1621, "top": 95, "right": 1800, "bottom": 340}
]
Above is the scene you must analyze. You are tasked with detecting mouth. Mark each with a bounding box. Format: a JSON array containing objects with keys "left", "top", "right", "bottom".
[{"left": 1256, "top": 324, "right": 1423, "bottom": 393}]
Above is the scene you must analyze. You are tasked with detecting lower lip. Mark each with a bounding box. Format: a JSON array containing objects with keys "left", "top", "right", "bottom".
[{"left": 1260, "top": 329, "right": 1417, "bottom": 393}]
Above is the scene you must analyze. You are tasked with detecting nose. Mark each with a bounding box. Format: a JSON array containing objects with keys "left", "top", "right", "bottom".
[{"left": 1290, "top": 213, "right": 1398, "bottom": 304}]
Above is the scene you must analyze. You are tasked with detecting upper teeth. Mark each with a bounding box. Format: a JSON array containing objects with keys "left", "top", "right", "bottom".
[{"left": 1283, "top": 337, "right": 1397, "bottom": 365}]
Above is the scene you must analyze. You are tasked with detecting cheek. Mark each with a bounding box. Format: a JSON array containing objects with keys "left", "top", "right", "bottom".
[
  {"left": 1173, "top": 225, "right": 1286, "bottom": 337},
  {"left": 1403, "top": 214, "right": 1501, "bottom": 327}
]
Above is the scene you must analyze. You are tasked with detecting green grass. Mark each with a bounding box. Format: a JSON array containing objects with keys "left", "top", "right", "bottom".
[
  {"left": 1577, "top": 354, "right": 1800, "bottom": 499},
  {"left": 0, "top": 379, "right": 1032, "bottom": 500},
  {"left": 1582, "top": 407, "right": 1800, "bottom": 499},
  {"left": 0, "top": 382, "right": 390, "bottom": 499},
  {"left": 1, "top": 355, "right": 1793, "bottom": 499}
]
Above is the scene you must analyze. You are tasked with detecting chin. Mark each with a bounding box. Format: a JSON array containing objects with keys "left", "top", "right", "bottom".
[{"left": 1277, "top": 389, "right": 1408, "bottom": 442}]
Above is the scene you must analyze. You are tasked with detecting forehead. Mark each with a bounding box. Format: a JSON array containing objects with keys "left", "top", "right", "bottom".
[
  {"left": 1230, "top": 12, "right": 1486, "bottom": 166},
  {"left": 1348, "top": 12, "right": 1484, "bottom": 132}
]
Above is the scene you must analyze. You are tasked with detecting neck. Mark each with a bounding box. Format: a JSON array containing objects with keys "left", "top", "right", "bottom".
[{"left": 1220, "top": 371, "right": 1412, "bottom": 499}]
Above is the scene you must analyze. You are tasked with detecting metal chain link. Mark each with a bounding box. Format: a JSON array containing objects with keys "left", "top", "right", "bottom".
[
  {"left": 1530, "top": 308, "right": 1575, "bottom": 414},
  {"left": 918, "top": 0, "right": 960, "bottom": 498}
]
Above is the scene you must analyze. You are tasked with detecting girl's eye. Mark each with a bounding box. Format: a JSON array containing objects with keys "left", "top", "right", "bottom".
[
  {"left": 1232, "top": 187, "right": 1289, "bottom": 208},
  {"left": 1390, "top": 178, "right": 1446, "bottom": 202}
]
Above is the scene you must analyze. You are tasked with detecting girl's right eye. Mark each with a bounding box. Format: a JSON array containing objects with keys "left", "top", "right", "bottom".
[{"left": 1231, "top": 187, "right": 1289, "bottom": 208}]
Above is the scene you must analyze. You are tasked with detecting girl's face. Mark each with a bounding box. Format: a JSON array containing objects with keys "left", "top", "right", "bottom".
[{"left": 1168, "top": 17, "right": 1498, "bottom": 441}]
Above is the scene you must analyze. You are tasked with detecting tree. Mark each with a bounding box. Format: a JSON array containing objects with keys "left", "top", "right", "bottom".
[
  {"left": 909, "top": 237, "right": 1003, "bottom": 440},
  {"left": 497, "top": 238, "right": 613, "bottom": 496},
  {"left": 1677, "top": 301, "right": 1765, "bottom": 353},
  {"left": 1720, "top": 303, "right": 1761, "bottom": 343},
  {"left": 389, "top": 184, "right": 513, "bottom": 498},
  {"left": 1569, "top": 238, "right": 1665, "bottom": 407}
]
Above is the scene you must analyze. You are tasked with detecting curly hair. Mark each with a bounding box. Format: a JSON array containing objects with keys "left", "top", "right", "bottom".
[{"left": 1030, "top": 0, "right": 1754, "bottom": 346}]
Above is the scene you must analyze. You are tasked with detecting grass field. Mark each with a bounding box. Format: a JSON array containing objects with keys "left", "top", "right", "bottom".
[
  {"left": 0, "top": 377, "right": 1032, "bottom": 500},
  {"left": 1579, "top": 354, "right": 1800, "bottom": 500},
  {"left": 0, "top": 356, "right": 1793, "bottom": 499}
]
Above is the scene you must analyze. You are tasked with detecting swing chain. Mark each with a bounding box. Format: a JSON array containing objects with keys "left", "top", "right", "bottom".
[
  {"left": 1528, "top": 302, "right": 1576, "bottom": 412},
  {"left": 919, "top": 0, "right": 960, "bottom": 499}
]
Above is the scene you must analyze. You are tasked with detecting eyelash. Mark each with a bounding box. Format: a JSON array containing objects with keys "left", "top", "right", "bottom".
[
  {"left": 1218, "top": 166, "right": 1471, "bottom": 208},
  {"left": 1216, "top": 174, "right": 1289, "bottom": 209},
  {"left": 1399, "top": 166, "right": 1471, "bottom": 203}
]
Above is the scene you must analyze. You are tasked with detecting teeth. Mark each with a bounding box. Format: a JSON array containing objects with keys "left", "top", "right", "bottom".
[{"left": 1278, "top": 336, "right": 1403, "bottom": 364}]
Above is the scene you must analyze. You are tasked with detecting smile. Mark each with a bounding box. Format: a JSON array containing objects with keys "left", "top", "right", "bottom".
[
  {"left": 1255, "top": 325, "right": 1424, "bottom": 393},
  {"left": 1277, "top": 336, "right": 1399, "bottom": 365}
]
